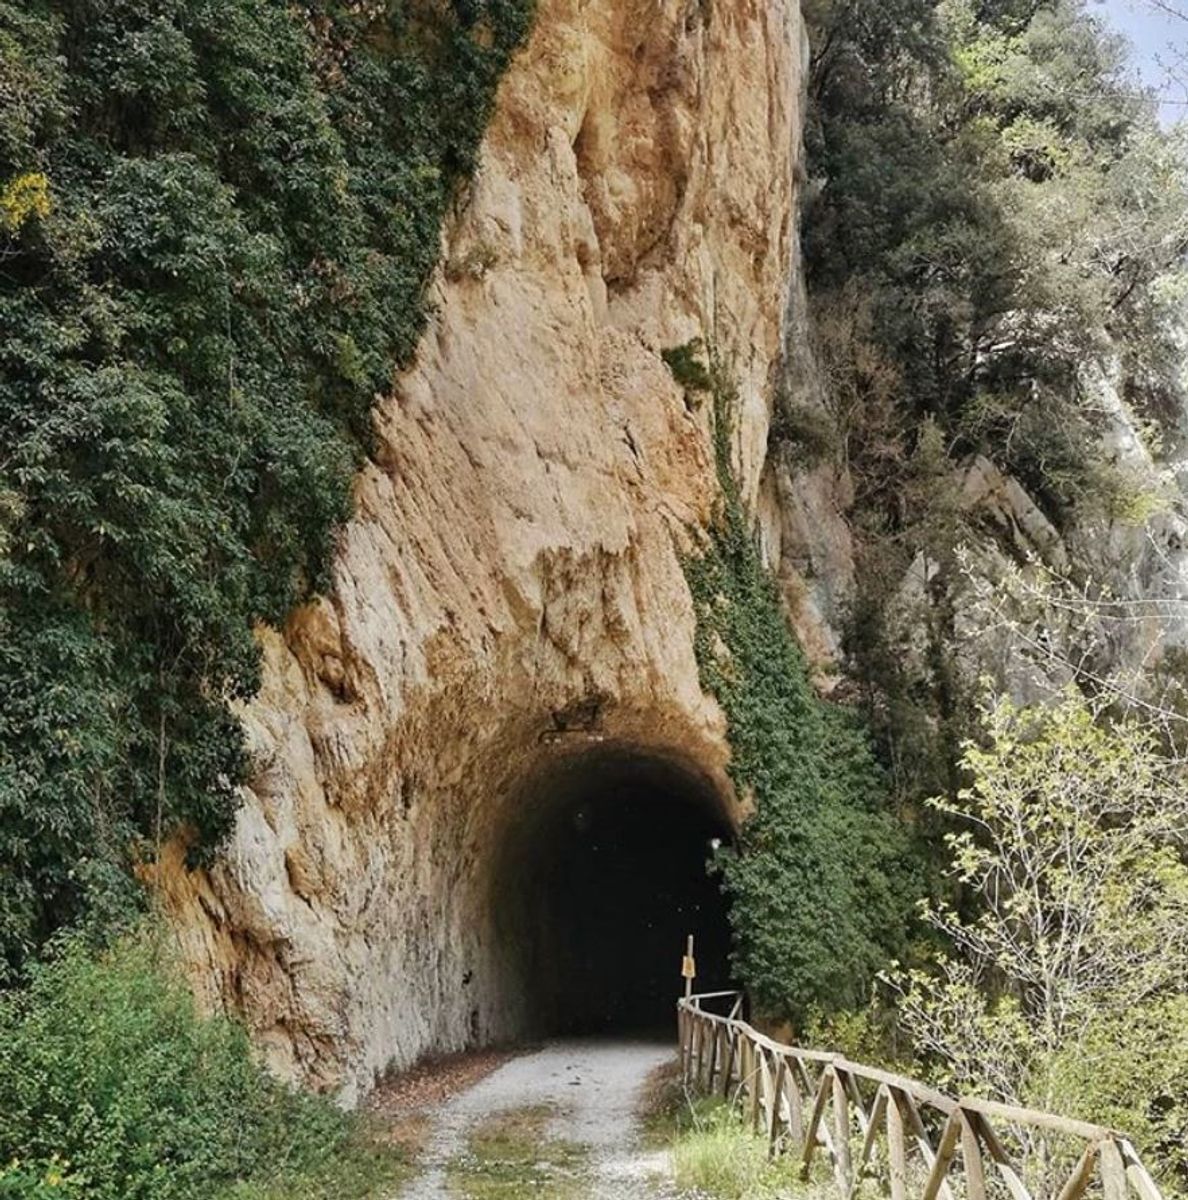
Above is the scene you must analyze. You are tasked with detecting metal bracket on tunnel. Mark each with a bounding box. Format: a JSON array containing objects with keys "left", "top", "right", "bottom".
[{"left": 539, "top": 694, "right": 609, "bottom": 744}]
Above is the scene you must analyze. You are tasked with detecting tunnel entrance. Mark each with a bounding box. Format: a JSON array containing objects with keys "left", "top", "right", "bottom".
[{"left": 494, "top": 747, "right": 735, "bottom": 1036}]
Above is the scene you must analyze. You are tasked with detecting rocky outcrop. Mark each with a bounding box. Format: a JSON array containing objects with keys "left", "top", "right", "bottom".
[
  {"left": 156, "top": 0, "right": 1188, "bottom": 1109},
  {"left": 158, "top": 0, "right": 810, "bottom": 1101},
  {"left": 952, "top": 376, "right": 1188, "bottom": 706}
]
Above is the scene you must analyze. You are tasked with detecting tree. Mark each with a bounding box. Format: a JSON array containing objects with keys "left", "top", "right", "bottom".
[
  {"left": 804, "top": 0, "right": 1188, "bottom": 804},
  {"left": 893, "top": 690, "right": 1188, "bottom": 1187}
]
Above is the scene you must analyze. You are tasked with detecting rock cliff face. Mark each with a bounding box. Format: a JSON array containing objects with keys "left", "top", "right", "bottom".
[{"left": 159, "top": 0, "right": 817, "bottom": 1101}]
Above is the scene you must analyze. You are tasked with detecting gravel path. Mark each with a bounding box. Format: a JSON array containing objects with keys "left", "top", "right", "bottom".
[{"left": 407, "top": 1038, "right": 679, "bottom": 1198}]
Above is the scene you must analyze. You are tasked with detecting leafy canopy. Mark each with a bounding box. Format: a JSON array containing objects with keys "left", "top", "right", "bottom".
[{"left": 894, "top": 691, "right": 1188, "bottom": 1189}]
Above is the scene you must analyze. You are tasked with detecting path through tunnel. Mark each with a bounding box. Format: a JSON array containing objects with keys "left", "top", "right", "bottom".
[{"left": 492, "top": 745, "right": 735, "bottom": 1036}]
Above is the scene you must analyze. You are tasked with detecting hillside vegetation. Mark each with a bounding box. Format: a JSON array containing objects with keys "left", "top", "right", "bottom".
[
  {"left": 797, "top": 0, "right": 1188, "bottom": 796},
  {"left": 0, "top": 2, "right": 529, "bottom": 1195},
  {"left": 0, "top": 928, "right": 414, "bottom": 1199},
  {"left": 1, "top": 0, "right": 1186, "bottom": 1195},
  {"left": 753, "top": 2, "right": 1188, "bottom": 1192},
  {"left": 0, "top": 0, "right": 531, "bottom": 978}
]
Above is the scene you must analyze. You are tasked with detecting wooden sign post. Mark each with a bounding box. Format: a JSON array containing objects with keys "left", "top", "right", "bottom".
[{"left": 681, "top": 933, "right": 696, "bottom": 999}]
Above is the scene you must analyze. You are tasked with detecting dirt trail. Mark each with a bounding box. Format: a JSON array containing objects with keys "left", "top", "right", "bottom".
[{"left": 407, "top": 1038, "right": 679, "bottom": 1198}]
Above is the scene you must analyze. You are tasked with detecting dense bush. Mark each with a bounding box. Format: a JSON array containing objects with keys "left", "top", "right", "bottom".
[
  {"left": 0, "top": 927, "right": 410, "bottom": 1199},
  {"left": 0, "top": 0, "right": 532, "bottom": 977},
  {"left": 685, "top": 355, "right": 919, "bottom": 1020},
  {"left": 661, "top": 339, "right": 715, "bottom": 402}
]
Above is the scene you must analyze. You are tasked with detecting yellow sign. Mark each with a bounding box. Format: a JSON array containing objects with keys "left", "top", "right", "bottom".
[{"left": 681, "top": 955, "right": 696, "bottom": 980}]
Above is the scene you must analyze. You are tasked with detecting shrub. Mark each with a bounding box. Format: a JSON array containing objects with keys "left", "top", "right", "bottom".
[
  {"left": 662, "top": 339, "right": 714, "bottom": 399},
  {"left": 445, "top": 240, "right": 500, "bottom": 281},
  {"left": 0, "top": 926, "right": 409, "bottom": 1200}
]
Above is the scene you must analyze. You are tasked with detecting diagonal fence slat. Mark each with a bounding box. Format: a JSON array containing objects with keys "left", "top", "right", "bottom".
[
  {"left": 678, "top": 991, "right": 1167, "bottom": 1200},
  {"left": 854, "top": 1083, "right": 890, "bottom": 1196},
  {"left": 1119, "top": 1141, "right": 1163, "bottom": 1200},
  {"left": 1056, "top": 1141, "right": 1101, "bottom": 1200},
  {"left": 803, "top": 1064, "right": 836, "bottom": 1179},
  {"left": 921, "top": 1111, "right": 962, "bottom": 1200},
  {"left": 900, "top": 1089, "right": 957, "bottom": 1200},
  {"left": 974, "top": 1109, "right": 1036, "bottom": 1200},
  {"left": 961, "top": 1112, "right": 988, "bottom": 1200}
]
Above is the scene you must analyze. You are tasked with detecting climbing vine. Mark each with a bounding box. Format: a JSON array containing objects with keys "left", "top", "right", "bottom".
[
  {"left": 680, "top": 348, "right": 918, "bottom": 1021},
  {"left": 0, "top": 0, "right": 533, "bottom": 978}
]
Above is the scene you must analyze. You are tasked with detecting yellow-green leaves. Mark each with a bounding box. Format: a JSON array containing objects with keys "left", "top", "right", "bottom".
[
  {"left": 0, "top": 171, "right": 49, "bottom": 232},
  {"left": 892, "top": 690, "right": 1188, "bottom": 1188}
]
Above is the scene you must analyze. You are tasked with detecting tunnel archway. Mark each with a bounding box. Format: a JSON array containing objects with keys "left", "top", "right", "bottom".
[{"left": 490, "top": 743, "right": 736, "bottom": 1036}]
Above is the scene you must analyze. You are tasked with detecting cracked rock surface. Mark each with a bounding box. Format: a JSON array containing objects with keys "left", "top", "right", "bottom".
[{"left": 157, "top": 0, "right": 810, "bottom": 1102}]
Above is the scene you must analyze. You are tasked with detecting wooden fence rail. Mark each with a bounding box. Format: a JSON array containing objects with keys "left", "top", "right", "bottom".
[{"left": 677, "top": 991, "right": 1165, "bottom": 1200}]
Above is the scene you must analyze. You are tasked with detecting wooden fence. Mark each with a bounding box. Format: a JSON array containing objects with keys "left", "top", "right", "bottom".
[{"left": 677, "top": 991, "right": 1165, "bottom": 1200}]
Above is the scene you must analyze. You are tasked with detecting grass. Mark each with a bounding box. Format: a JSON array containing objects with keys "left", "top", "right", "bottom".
[
  {"left": 218, "top": 1116, "right": 416, "bottom": 1199},
  {"left": 669, "top": 1111, "right": 807, "bottom": 1200},
  {"left": 638, "top": 1060, "right": 820, "bottom": 1200},
  {"left": 445, "top": 1104, "right": 588, "bottom": 1199}
]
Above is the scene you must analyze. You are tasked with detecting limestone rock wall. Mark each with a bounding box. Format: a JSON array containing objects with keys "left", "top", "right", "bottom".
[{"left": 158, "top": 0, "right": 810, "bottom": 1102}]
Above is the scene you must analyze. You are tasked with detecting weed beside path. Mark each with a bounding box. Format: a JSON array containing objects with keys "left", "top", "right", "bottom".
[{"left": 638, "top": 1061, "right": 820, "bottom": 1200}]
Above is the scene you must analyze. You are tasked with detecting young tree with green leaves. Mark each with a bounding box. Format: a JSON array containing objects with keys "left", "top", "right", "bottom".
[{"left": 893, "top": 690, "right": 1188, "bottom": 1188}]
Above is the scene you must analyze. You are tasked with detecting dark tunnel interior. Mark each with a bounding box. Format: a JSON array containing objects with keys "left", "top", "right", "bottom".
[{"left": 494, "top": 747, "right": 736, "bottom": 1035}]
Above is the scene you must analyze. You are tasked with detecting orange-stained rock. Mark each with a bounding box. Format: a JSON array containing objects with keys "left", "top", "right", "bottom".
[{"left": 157, "top": 0, "right": 818, "bottom": 1103}]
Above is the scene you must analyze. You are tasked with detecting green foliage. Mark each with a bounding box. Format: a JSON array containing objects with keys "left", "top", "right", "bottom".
[
  {"left": 0, "top": 925, "right": 411, "bottom": 1199},
  {"left": 802, "top": 1000, "right": 911, "bottom": 1071},
  {"left": 804, "top": 0, "right": 1188, "bottom": 799},
  {"left": 0, "top": 0, "right": 532, "bottom": 976},
  {"left": 661, "top": 338, "right": 715, "bottom": 400},
  {"left": 891, "top": 691, "right": 1188, "bottom": 1190},
  {"left": 1046, "top": 996, "right": 1188, "bottom": 1190},
  {"left": 685, "top": 357, "right": 918, "bottom": 1021}
]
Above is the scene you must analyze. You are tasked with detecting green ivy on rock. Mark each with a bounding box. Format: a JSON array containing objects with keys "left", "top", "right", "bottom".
[
  {"left": 0, "top": 0, "right": 533, "bottom": 978},
  {"left": 684, "top": 354, "right": 918, "bottom": 1021}
]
